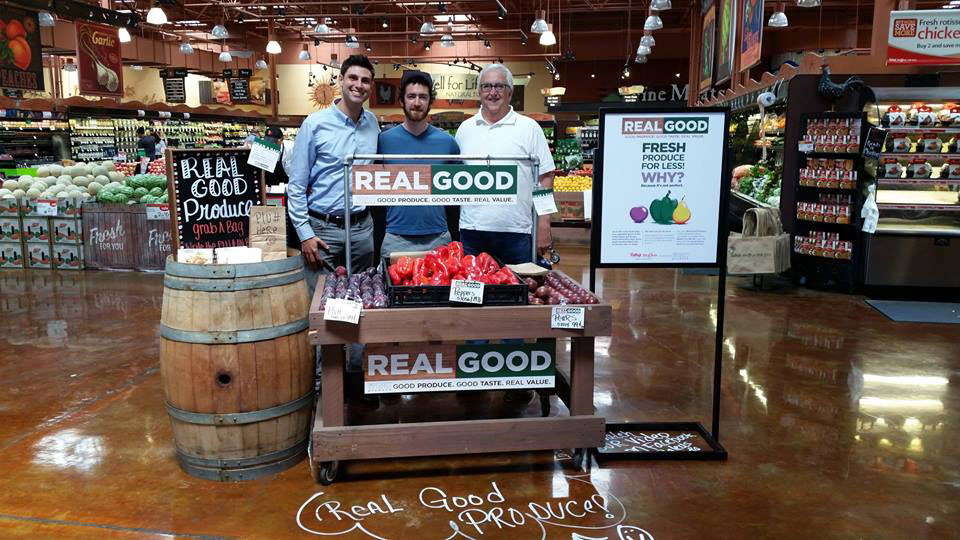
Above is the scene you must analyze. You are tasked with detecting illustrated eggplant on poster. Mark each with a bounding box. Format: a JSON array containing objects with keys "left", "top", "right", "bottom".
[
  {"left": 0, "top": 7, "right": 44, "bottom": 92},
  {"left": 715, "top": 0, "right": 738, "bottom": 84},
  {"left": 76, "top": 21, "right": 124, "bottom": 97},
  {"left": 700, "top": 6, "right": 717, "bottom": 92},
  {"left": 740, "top": 0, "right": 764, "bottom": 71}
]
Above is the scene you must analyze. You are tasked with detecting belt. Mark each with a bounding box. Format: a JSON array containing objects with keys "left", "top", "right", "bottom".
[{"left": 308, "top": 208, "right": 369, "bottom": 228}]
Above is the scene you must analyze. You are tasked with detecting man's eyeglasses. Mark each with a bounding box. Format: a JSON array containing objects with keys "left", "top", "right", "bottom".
[{"left": 479, "top": 83, "right": 509, "bottom": 92}]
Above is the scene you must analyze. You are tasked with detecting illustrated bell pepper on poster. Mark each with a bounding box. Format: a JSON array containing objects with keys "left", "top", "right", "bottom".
[{"left": 650, "top": 190, "right": 679, "bottom": 224}]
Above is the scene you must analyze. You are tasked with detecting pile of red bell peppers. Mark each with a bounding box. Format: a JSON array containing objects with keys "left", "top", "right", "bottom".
[{"left": 387, "top": 241, "right": 522, "bottom": 286}]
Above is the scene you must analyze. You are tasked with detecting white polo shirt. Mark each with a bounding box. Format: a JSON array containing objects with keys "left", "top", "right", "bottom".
[{"left": 455, "top": 107, "right": 556, "bottom": 234}]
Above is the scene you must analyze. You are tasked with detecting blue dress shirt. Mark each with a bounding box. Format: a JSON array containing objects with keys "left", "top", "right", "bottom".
[{"left": 286, "top": 100, "right": 380, "bottom": 242}]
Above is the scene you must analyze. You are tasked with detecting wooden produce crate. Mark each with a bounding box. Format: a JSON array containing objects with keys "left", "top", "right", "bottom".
[
  {"left": 81, "top": 203, "right": 139, "bottom": 270},
  {"left": 132, "top": 209, "right": 172, "bottom": 271}
]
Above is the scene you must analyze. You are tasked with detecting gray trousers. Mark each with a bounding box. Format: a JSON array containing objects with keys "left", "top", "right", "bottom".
[
  {"left": 303, "top": 213, "right": 373, "bottom": 373},
  {"left": 380, "top": 231, "right": 451, "bottom": 262}
]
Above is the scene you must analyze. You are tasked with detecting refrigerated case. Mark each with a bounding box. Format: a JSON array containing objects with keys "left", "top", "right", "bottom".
[{"left": 863, "top": 88, "right": 960, "bottom": 289}]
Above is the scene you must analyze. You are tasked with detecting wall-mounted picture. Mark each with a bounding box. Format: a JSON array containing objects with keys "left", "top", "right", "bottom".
[
  {"left": 740, "top": 0, "right": 764, "bottom": 71},
  {"left": 700, "top": 5, "right": 717, "bottom": 92},
  {"left": 715, "top": 0, "right": 737, "bottom": 84}
]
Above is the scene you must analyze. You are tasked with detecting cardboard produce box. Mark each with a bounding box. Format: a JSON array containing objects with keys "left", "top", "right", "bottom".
[
  {"left": 0, "top": 217, "right": 22, "bottom": 242},
  {"left": 52, "top": 218, "right": 83, "bottom": 244},
  {"left": 0, "top": 242, "right": 25, "bottom": 269},
  {"left": 21, "top": 217, "right": 51, "bottom": 244},
  {"left": 22, "top": 195, "right": 83, "bottom": 218},
  {"left": 25, "top": 243, "right": 52, "bottom": 269},
  {"left": 0, "top": 197, "right": 21, "bottom": 217},
  {"left": 52, "top": 244, "right": 84, "bottom": 270}
]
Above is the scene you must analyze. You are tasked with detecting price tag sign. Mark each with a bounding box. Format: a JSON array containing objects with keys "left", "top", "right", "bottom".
[
  {"left": 146, "top": 203, "right": 170, "bottom": 221},
  {"left": 449, "top": 279, "right": 485, "bottom": 305},
  {"left": 798, "top": 142, "right": 814, "bottom": 153},
  {"left": 36, "top": 199, "right": 57, "bottom": 216},
  {"left": 324, "top": 298, "right": 363, "bottom": 324},
  {"left": 533, "top": 188, "right": 558, "bottom": 216},
  {"left": 247, "top": 137, "right": 281, "bottom": 173},
  {"left": 551, "top": 306, "right": 585, "bottom": 329}
]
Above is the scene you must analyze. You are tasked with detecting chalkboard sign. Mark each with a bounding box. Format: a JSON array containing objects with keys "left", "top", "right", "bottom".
[
  {"left": 166, "top": 148, "right": 265, "bottom": 252},
  {"left": 222, "top": 69, "right": 233, "bottom": 78},
  {"left": 594, "top": 422, "right": 726, "bottom": 461},
  {"left": 162, "top": 76, "right": 186, "bottom": 104},
  {"left": 862, "top": 126, "right": 887, "bottom": 161},
  {"left": 229, "top": 78, "right": 250, "bottom": 103},
  {"left": 238, "top": 68, "right": 252, "bottom": 78}
]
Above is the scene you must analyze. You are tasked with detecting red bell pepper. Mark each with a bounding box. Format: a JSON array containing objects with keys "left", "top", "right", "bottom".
[
  {"left": 461, "top": 254, "right": 478, "bottom": 269},
  {"left": 448, "top": 241, "right": 464, "bottom": 260},
  {"left": 477, "top": 252, "right": 499, "bottom": 275},
  {"left": 403, "top": 279, "right": 413, "bottom": 286},
  {"left": 444, "top": 256, "right": 461, "bottom": 276},
  {"left": 436, "top": 245, "right": 450, "bottom": 259},
  {"left": 388, "top": 264, "right": 402, "bottom": 285},
  {"left": 486, "top": 271, "right": 506, "bottom": 285},
  {"left": 413, "top": 258, "right": 426, "bottom": 279},
  {"left": 395, "top": 256, "right": 413, "bottom": 279},
  {"left": 500, "top": 266, "right": 521, "bottom": 284},
  {"left": 453, "top": 273, "right": 466, "bottom": 281},
  {"left": 424, "top": 252, "right": 440, "bottom": 277},
  {"left": 429, "top": 273, "right": 450, "bottom": 286},
  {"left": 464, "top": 266, "right": 484, "bottom": 281}
]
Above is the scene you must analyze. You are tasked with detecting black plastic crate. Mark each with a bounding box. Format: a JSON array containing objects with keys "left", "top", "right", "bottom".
[{"left": 382, "top": 262, "right": 528, "bottom": 308}]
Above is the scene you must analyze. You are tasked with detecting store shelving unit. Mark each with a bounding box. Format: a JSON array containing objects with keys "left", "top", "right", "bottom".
[
  {"left": 792, "top": 112, "right": 868, "bottom": 291},
  {"left": 0, "top": 117, "right": 70, "bottom": 165},
  {"left": 69, "top": 118, "right": 117, "bottom": 161},
  {"left": 862, "top": 88, "right": 960, "bottom": 289}
]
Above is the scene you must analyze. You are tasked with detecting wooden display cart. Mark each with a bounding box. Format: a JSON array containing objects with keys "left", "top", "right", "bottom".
[{"left": 307, "top": 295, "right": 612, "bottom": 484}]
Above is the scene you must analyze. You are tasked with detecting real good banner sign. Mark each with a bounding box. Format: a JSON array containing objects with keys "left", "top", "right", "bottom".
[
  {"left": 888, "top": 9, "right": 960, "bottom": 66},
  {"left": 363, "top": 342, "right": 555, "bottom": 394},
  {"left": 351, "top": 164, "right": 518, "bottom": 205}
]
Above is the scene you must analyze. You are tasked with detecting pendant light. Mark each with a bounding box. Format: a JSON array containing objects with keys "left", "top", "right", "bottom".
[
  {"left": 440, "top": 19, "right": 454, "bottom": 47},
  {"left": 419, "top": 21, "right": 436, "bottom": 35},
  {"left": 314, "top": 19, "right": 331, "bottom": 34},
  {"left": 298, "top": 44, "right": 311, "bottom": 61},
  {"left": 211, "top": 21, "right": 229, "bottom": 39},
  {"left": 38, "top": 11, "right": 56, "bottom": 27},
  {"left": 539, "top": 24, "right": 556, "bottom": 46},
  {"left": 146, "top": 3, "right": 167, "bottom": 25},
  {"left": 644, "top": 10, "right": 663, "bottom": 31},
  {"left": 424, "top": 41, "right": 432, "bottom": 51},
  {"left": 255, "top": 58, "right": 268, "bottom": 70},
  {"left": 180, "top": 40, "right": 194, "bottom": 54},
  {"left": 796, "top": 0, "right": 820, "bottom": 6},
  {"left": 634, "top": 54, "right": 648, "bottom": 64},
  {"left": 63, "top": 58, "right": 77, "bottom": 72},
  {"left": 530, "top": 9, "right": 548, "bottom": 33},
  {"left": 345, "top": 35, "right": 359, "bottom": 48},
  {"left": 651, "top": 0, "right": 672, "bottom": 10},
  {"left": 132, "top": 65, "right": 144, "bottom": 71},
  {"left": 622, "top": 64, "right": 631, "bottom": 78},
  {"left": 640, "top": 32, "right": 655, "bottom": 48},
  {"left": 219, "top": 50, "right": 232, "bottom": 62},
  {"left": 266, "top": 37, "right": 281, "bottom": 54},
  {"left": 768, "top": 3, "right": 788, "bottom": 27},
  {"left": 118, "top": 27, "right": 131, "bottom": 43},
  {"left": 636, "top": 44, "right": 652, "bottom": 56}
]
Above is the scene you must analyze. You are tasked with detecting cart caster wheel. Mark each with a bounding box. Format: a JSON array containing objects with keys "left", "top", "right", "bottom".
[{"left": 318, "top": 461, "right": 339, "bottom": 485}]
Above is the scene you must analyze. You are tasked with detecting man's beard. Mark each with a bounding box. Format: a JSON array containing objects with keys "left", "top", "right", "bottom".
[{"left": 403, "top": 104, "right": 429, "bottom": 122}]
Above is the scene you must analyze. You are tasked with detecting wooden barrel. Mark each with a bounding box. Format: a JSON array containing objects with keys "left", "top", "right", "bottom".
[{"left": 159, "top": 254, "right": 314, "bottom": 481}]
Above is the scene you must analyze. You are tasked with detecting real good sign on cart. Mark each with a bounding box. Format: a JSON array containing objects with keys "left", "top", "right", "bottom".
[{"left": 887, "top": 9, "right": 960, "bottom": 66}]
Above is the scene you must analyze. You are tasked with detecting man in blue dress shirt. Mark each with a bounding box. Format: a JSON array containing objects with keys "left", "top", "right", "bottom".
[
  {"left": 286, "top": 55, "right": 380, "bottom": 296},
  {"left": 377, "top": 70, "right": 460, "bottom": 262}
]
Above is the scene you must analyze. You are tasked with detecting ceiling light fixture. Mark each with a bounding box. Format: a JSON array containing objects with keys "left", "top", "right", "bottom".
[
  {"left": 796, "top": 0, "right": 820, "bottom": 6},
  {"left": 255, "top": 58, "right": 268, "bottom": 69},
  {"left": 219, "top": 50, "right": 232, "bottom": 62},
  {"left": 366, "top": 42, "right": 373, "bottom": 51},
  {"left": 381, "top": 17, "right": 388, "bottom": 28},
  {"left": 266, "top": 38, "right": 281, "bottom": 54},
  {"left": 211, "top": 22, "right": 229, "bottom": 39},
  {"left": 636, "top": 44, "right": 652, "bottom": 56},
  {"left": 484, "top": 39, "right": 491, "bottom": 48},
  {"left": 38, "top": 11, "right": 55, "bottom": 27},
  {"left": 520, "top": 34, "right": 528, "bottom": 45},
  {"left": 132, "top": 64, "right": 144, "bottom": 71},
  {"left": 299, "top": 44, "right": 311, "bottom": 61},
  {"left": 440, "top": 33, "right": 455, "bottom": 47},
  {"left": 634, "top": 54, "right": 647, "bottom": 64},
  {"left": 651, "top": 0, "right": 672, "bottom": 10},
  {"left": 644, "top": 10, "right": 663, "bottom": 31},
  {"left": 118, "top": 27, "right": 131, "bottom": 43},
  {"left": 640, "top": 31, "right": 655, "bottom": 47},
  {"left": 314, "top": 19, "right": 331, "bottom": 33},
  {"left": 496, "top": 0, "right": 507, "bottom": 19},
  {"left": 622, "top": 64, "right": 631, "bottom": 78},
  {"left": 539, "top": 24, "right": 556, "bottom": 46},
  {"left": 420, "top": 21, "right": 436, "bottom": 35},
  {"left": 346, "top": 35, "right": 359, "bottom": 48},
  {"left": 424, "top": 41, "right": 432, "bottom": 51},
  {"left": 438, "top": 2, "right": 448, "bottom": 13},
  {"left": 146, "top": 4, "right": 168, "bottom": 25},
  {"left": 531, "top": 9, "right": 548, "bottom": 33},
  {"left": 180, "top": 40, "right": 194, "bottom": 54},
  {"left": 769, "top": 3, "right": 788, "bottom": 27}
]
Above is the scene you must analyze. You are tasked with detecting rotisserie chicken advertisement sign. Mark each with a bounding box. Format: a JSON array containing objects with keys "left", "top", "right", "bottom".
[
  {"left": 0, "top": 8, "right": 44, "bottom": 91},
  {"left": 887, "top": 9, "right": 960, "bottom": 66},
  {"left": 76, "top": 21, "right": 123, "bottom": 97},
  {"left": 595, "top": 110, "right": 727, "bottom": 266}
]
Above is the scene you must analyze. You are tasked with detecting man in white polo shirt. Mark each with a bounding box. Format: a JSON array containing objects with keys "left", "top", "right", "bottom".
[{"left": 455, "top": 63, "right": 556, "bottom": 264}]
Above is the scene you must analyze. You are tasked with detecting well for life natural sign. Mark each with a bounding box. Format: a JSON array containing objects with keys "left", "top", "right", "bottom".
[
  {"left": 363, "top": 342, "right": 555, "bottom": 394},
  {"left": 594, "top": 109, "right": 728, "bottom": 266},
  {"left": 888, "top": 9, "right": 960, "bottom": 66},
  {"left": 167, "top": 149, "right": 265, "bottom": 251},
  {"left": 351, "top": 164, "right": 518, "bottom": 206}
]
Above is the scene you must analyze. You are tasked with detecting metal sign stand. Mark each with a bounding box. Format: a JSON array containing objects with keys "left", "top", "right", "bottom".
[{"left": 340, "top": 154, "right": 541, "bottom": 275}]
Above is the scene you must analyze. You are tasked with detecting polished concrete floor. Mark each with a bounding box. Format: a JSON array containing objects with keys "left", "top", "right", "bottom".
[{"left": 0, "top": 246, "right": 958, "bottom": 539}]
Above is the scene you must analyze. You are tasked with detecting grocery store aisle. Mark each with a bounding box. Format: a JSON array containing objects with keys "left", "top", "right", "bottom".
[{"left": 0, "top": 249, "right": 958, "bottom": 539}]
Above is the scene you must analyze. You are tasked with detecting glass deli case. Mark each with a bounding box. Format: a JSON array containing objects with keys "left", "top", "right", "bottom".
[{"left": 863, "top": 89, "right": 960, "bottom": 288}]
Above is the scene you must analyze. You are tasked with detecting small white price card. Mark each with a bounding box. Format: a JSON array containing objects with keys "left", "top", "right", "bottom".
[
  {"left": 36, "top": 199, "right": 57, "bottom": 216},
  {"left": 146, "top": 203, "right": 170, "bottom": 220},
  {"left": 551, "top": 306, "right": 585, "bottom": 329},
  {"left": 449, "top": 279, "right": 485, "bottom": 304},
  {"left": 583, "top": 189, "right": 593, "bottom": 220},
  {"left": 247, "top": 137, "right": 281, "bottom": 173},
  {"left": 324, "top": 298, "right": 362, "bottom": 324},
  {"left": 798, "top": 142, "right": 814, "bottom": 153},
  {"left": 533, "top": 188, "right": 558, "bottom": 216}
]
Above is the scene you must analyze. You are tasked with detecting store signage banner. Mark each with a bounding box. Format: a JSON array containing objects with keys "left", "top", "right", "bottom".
[
  {"left": 76, "top": 21, "right": 124, "bottom": 97},
  {"left": 351, "top": 164, "right": 518, "bottom": 206},
  {"left": 363, "top": 342, "right": 556, "bottom": 394},
  {"left": 432, "top": 73, "right": 479, "bottom": 100},
  {"left": 168, "top": 149, "right": 265, "bottom": 251},
  {"left": 594, "top": 110, "right": 728, "bottom": 266},
  {"left": 887, "top": 9, "right": 960, "bottom": 65},
  {"left": 0, "top": 8, "right": 44, "bottom": 91},
  {"left": 700, "top": 6, "right": 716, "bottom": 91},
  {"left": 715, "top": 0, "right": 737, "bottom": 84},
  {"left": 739, "top": 0, "right": 763, "bottom": 71}
]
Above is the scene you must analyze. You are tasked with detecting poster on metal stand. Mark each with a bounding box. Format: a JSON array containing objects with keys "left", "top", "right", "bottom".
[{"left": 589, "top": 107, "right": 731, "bottom": 460}]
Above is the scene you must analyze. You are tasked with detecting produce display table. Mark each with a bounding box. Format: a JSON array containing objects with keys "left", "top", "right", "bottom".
[{"left": 307, "top": 293, "right": 612, "bottom": 484}]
